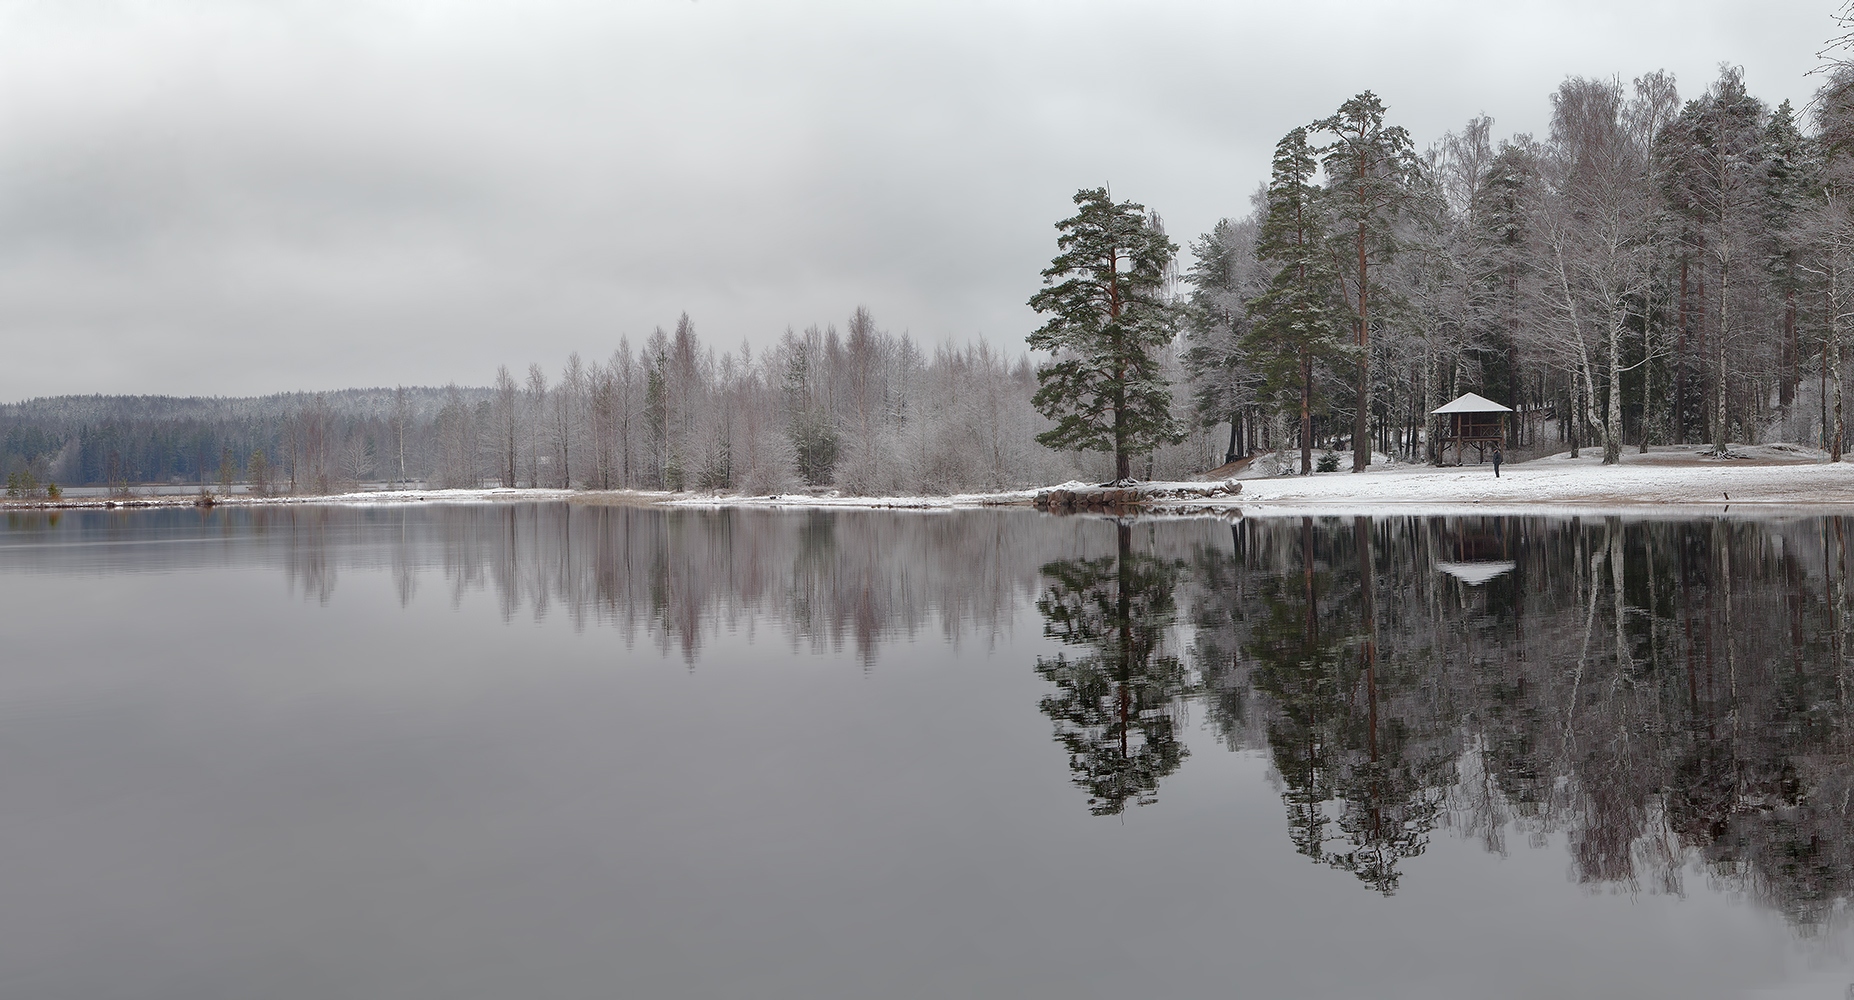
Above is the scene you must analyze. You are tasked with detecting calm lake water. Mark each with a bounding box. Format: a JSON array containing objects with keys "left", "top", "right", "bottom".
[{"left": 4, "top": 504, "right": 1854, "bottom": 999}]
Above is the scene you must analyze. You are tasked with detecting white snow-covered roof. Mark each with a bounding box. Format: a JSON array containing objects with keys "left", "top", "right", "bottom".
[
  {"left": 1432, "top": 392, "right": 1513, "bottom": 415},
  {"left": 1436, "top": 560, "right": 1516, "bottom": 585}
]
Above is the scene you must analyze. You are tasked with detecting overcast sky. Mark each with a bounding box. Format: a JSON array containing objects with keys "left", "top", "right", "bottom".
[{"left": 0, "top": 0, "right": 1840, "bottom": 401}]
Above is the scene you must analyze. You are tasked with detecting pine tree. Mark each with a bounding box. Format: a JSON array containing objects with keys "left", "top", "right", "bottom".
[
  {"left": 1246, "top": 129, "right": 1347, "bottom": 475},
  {"left": 1660, "top": 68, "right": 1766, "bottom": 455},
  {"left": 1314, "top": 93, "right": 1416, "bottom": 472},
  {"left": 1759, "top": 100, "right": 1813, "bottom": 412},
  {"left": 1183, "top": 214, "right": 1264, "bottom": 464},
  {"left": 1028, "top": 187, "right": 1183, "bottom": 483}
]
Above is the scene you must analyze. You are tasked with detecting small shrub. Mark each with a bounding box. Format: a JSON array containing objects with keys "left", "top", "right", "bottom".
[
  {"left": 45, "top": 483, "right": 60, "bottom": 500},
  {"left": 1316, "top": 452, "right": 1340, "bottom": 473}
]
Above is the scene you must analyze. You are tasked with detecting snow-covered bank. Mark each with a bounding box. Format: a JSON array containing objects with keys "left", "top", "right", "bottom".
[
  {"left": 656, "top": 487, "right": 1042, "bottom": 510},
  {"left": 10, "top": 446, "right": 1854, "bottom": 515},
  {"left": 0, "top": 487, "right": 584, "bottom": 511},
  {"left": 1226, "top": 445, "right": 1854, "bottom": 515}
]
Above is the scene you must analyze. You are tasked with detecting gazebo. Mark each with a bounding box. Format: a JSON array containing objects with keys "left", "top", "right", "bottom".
[{"left": 1432, "top": 392, "right": 1512, "bottom": 465}]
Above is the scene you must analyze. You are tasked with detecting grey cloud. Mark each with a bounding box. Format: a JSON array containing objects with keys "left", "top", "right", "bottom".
[{"left": 0, "top": 0, "right": 1835, "bottom": 399}]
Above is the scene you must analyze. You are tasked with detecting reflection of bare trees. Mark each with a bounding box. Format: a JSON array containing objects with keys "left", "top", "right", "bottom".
[
  {"left": 272, "top": 504, "right": 1112, "bottom": 666},
  {"left": 282, "top": 507, "right": 338, "bottom": 606},
  {"left": 252, "top": 503, "right": 1854, "bottom": 926},
  {"left": 1192, "top": 514, "right": 1854, "bottom": 925}
]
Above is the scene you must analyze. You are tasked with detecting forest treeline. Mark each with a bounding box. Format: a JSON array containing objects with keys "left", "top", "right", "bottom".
[
  {"left": 1194, "top": 61, "right": 1854, "bottom": 474},
  {"left": 12, "top": 51, "right": 1854, "bottom": 490},
  {"left": 0, "top": 313, "right": 1157, "bottom": 493}
]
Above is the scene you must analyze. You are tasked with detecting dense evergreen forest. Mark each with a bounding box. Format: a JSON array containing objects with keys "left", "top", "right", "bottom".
[{"left": 12, "top": 55, "right": 1854, "bottom": 492}]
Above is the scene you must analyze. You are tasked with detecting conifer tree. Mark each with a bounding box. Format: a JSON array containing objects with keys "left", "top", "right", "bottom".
[
  {"left": 1028, "top": 187, "right": 1182, "bottom": 483},
  {"left": 1760, "top": 99, "right": 1813, "bottom": 411},
  {"left": 1314, "top": 93, "right": 1416, "bottom": 472},
  {"left": 1183, "top": 215, "right": 1263, "bottom": 464},
  {"left": 1246, "top": 128, "right": 1346, "bottom": 475}
]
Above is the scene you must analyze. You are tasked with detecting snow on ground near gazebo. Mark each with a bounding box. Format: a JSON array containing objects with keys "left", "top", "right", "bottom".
[{"left": 1229, "top": 443, "right": 1854, "bottom": 514}]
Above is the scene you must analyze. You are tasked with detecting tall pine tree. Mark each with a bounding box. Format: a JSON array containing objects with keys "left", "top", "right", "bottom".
[
  {"left": 1247, "top": 129, "right": 1346, "bottom": 475},
  {"left": 1029, "top": 187, "right": 1182, "bottom": 483},
  {"left": 1314, "top": 93, "right": 1416, "bottom": 472},
  {"left": 1183, "top": 214, "right": 1264, "bottom": 464}
]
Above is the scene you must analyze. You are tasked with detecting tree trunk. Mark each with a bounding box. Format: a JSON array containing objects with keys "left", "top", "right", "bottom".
[
  {"left": 1675, "top": 256, "right": 1689, "bottom": 444},
  {"left": 1833, "top": 260, "right": 1845, "bottom": 462},
  {"left": 1604, "top": 300, "right": 1623, "bottom": 465},
  {"left": 1714, "top": 249, "right": 1730, "bottom": 457},
  {"left": 1300, "top": 347, "right": 1313, "bottom": 475},
  {"left": 1353, "top": 218, "right": 1370, "bottom": 473},
  {"left": 1782, "top": 285, "right": 1798, "bottom": 409},
  {"left": 1639, "top": 282, "right": 1652, "bottom": 454}
]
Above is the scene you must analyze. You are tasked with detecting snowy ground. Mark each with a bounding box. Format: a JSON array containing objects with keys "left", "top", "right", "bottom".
[
  {"left": 9, "top": 445, "right": 1854, "bottom": 515},
  {"left": 1224, "top": 443, "right": 1854, "bottom": 516},
  {"left": 0, "top": 487, "right": 584, "bottom": 511},
  {"left": 657, "top": 486, "right": 1044, "bottom": 510}
]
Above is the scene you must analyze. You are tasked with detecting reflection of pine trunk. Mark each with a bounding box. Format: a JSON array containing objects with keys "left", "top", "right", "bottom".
[
  {"left": 1354, "top": 517, "right": 1380, "bottom": 840},
  {"left": 1117, "top": 521, "right": 1133, "bottom": 759},
  {"left": 1302, "top": 517, "right": 1317, "bottom": 646},
  {"left": 1714, "top": 518, "right": 1740, "bottom": 813},
  {"left": 1835, "top": 519, "right": 1848, "bottom": 708}
]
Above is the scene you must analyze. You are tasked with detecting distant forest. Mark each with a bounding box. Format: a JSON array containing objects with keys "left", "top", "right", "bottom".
[{"left": 11, "top": 49, "right": 1854, "bottom": 492}]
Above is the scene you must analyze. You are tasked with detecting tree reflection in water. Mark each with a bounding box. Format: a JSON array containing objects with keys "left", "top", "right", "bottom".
[
  {"left": 1033, "top": 521, "right": 1191, "bottom": 815},
  {"left": 241, "top": 503, "right": 1854, "bottom": 926},
  {"left": 1193, "top": 515, "right": 1854, "bottom": 923},
  {"left": 1226, "top": 517, "right": 1450, "bottom": 893}
]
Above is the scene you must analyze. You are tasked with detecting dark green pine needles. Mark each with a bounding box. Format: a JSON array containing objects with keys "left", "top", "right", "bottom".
[{"left": 1028, "top": 187, "right": 1183, "bottom": 484}]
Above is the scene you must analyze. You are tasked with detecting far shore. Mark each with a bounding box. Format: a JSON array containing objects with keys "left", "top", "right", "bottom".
[{"left": 9, "top": 443, "right": 1854, "bottom": 516}]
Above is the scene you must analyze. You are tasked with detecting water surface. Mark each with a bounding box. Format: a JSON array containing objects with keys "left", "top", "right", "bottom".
[{"left": 3, "top": 504, "right": 1853, "bottom": 999}]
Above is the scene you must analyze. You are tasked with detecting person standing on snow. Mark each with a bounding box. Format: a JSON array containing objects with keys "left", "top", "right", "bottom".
[{"left": 1492, "top": 445, "right": 1503, "bottom": 478}]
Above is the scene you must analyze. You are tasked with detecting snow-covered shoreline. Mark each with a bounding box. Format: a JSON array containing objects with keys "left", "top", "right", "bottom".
[
  {"left": 1224, "top": 445, "right": 1854, "bottom": 516},
  {"left": 10, "top": 445, "right": 1854, "bottom": 515},
  {"left": 0, "top": 487, "right": 584, "bottom": 512}
]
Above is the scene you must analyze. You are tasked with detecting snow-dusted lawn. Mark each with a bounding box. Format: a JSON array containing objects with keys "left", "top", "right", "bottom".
[{"left": 1229, "top": 444, "right": 1854, "bottom": 515}]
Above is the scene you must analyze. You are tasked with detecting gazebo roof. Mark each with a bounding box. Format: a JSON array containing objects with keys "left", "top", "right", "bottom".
[{"left": 1432, "top": 392, "right": 1514, "bottom": 415}]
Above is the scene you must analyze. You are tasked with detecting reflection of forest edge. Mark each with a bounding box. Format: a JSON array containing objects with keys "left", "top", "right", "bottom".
[
  {"left": 9, "top": 506, "right": 1854, "bottom": 928},
  {"left": 1046, "top": 513, "right": 1854, "bottom": 931}
]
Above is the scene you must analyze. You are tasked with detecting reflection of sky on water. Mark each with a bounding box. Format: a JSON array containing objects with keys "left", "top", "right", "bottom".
[{"left": 2, "top": 505, "right": 1853, "bottom": 998}]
